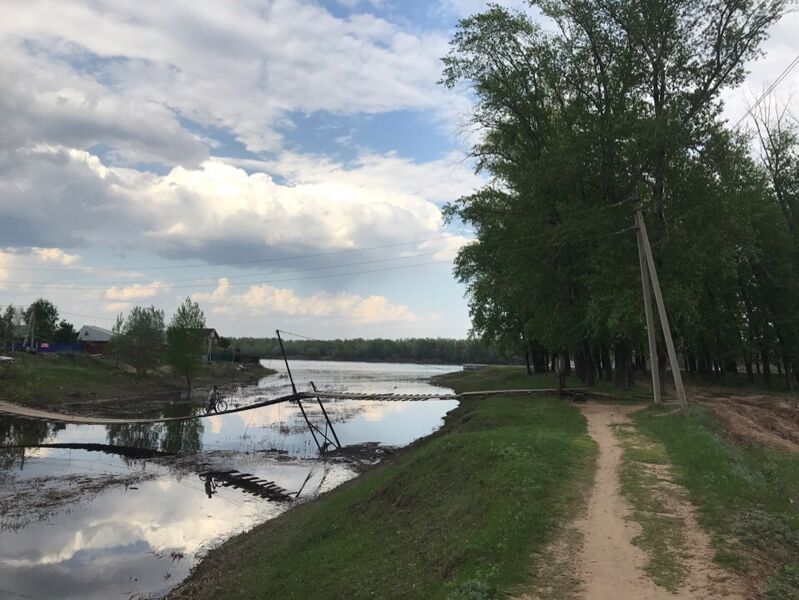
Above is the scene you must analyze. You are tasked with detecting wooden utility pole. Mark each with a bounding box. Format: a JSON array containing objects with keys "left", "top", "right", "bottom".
[
  {"left": 636, "top": 226, "right": 661, "bottom": 404},
  {"left": 27, "top": 304, "right": 36, "bottom": 350},
  {"left": 635, "top": 208, "right": 689, "bottom": 414}
]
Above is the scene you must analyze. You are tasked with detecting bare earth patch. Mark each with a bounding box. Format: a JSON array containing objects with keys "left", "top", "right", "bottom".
[{"left": 691, "top": 388, "right": 799, "bottom": 454}]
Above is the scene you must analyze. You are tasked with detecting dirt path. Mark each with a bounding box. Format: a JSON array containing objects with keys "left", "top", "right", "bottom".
[{"left": 539, "top": 403, "right": 746, "bottom": 600}]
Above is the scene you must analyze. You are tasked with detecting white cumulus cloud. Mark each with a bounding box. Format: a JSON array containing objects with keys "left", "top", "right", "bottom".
[
  {"left": 193, "top": 277, "right": 416, "bottom": 324},
  {"left": 104, "top": 281, "right": 169, "bottom": 302}
]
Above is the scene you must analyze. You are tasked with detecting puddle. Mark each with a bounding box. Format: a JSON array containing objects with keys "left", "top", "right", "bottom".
[{"left": 0, "top": 360, "right": 459, "bottom": 600}]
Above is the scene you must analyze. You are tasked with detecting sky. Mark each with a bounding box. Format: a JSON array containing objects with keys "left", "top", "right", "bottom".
[{"left": 0, "top": 0, "right": 797, "bottom": 340}]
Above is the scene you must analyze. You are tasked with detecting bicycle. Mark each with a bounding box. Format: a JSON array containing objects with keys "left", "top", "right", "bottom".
[{"left": 205, "top": 395, "right": 228, "bottom": 415}]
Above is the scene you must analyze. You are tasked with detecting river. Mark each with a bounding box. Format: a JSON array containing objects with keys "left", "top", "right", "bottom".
[{"left": 0, "top": 360, "right": 459, "bottom": 600}]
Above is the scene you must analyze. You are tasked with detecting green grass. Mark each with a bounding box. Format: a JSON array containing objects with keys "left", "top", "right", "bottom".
[
  {"left": 615, "top": 423, "right": 688, "bottom": 591},
  {"left": 0, "top": 351, "right": 272, "bottom": 408},
  {"left": 632, "top": 404, "right": 799, "bottom": 598},
  {"left": 432, "top": 366, "right": 567, "bottom": 392},
  {"left": 171, "top": 372, "right": 596, "bottom": 600},
  {"left": 433, "top": 365, "right": 650, "bottom": 399}
]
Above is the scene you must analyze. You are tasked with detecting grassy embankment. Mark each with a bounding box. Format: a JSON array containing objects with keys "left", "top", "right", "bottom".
[
  {"left": 0, "top": 351, "right": 273, "bottom": 413},
  {"left": 629, "top": 404, "right": 799, "bottom": 598},
  {"left": 171, "top": 367, "right": 596, "bottom": 600}
]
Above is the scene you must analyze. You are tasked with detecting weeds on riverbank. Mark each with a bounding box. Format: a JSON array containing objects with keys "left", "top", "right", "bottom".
[
  {"left": 170, "top": 375, "right": 596, "bottom": 600},
  {"left": 633, "top": 404, "right": 799, "bottom": 598}
]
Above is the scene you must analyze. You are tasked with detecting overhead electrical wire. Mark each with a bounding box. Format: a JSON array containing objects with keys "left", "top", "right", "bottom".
[
  {"left": 1, "top": 235, "right": 462, "bottom": 273},
  {"left": 5, "top": 249, "right": 455, "bottom": 288},
  {"left": 1, "top": 210, "right": 634, "bottom": 291},
  {"left": 1, "top": 260, "right": 457, "bottom": 292},
  {"left": 733, "top": 52, "right": 799, "bottom": 129}
]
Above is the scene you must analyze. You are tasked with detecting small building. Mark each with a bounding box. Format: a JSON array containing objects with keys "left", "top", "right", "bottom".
[
  {"left": 78, "top": 325, "right": 113, "bottom": 343},
  {"left": 78, "top": 325, "right": 114, "bottom": 354}
]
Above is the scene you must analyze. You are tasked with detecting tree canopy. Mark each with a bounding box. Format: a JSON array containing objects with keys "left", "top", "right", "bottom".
[
  {"left": 166, "top": 297, "right": 208, "bottom": 390},
  {"left": 117, "top": 305, "right": 165, "bottom": 376},
  {"left": 442, "top": 0, "right": 797, "bottom": 388},
  {"left": 23, "top": 298, "right": 59, "bottom": 342}
]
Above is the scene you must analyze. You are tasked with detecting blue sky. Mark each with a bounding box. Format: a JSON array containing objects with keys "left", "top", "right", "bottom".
[
  {"left": 0, "top": 0, "right": 796, "bottom": 339},
  {"left": 0, "top": 0, "right": 489, "bottom": 339}
]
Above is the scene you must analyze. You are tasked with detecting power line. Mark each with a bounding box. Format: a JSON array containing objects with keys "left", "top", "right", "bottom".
[
  {"left": 3, "top": 211, "right": 627, "bottom": 285},
  {"left": 276, "top": 329, "right": 317, "bottom": 341},
  {"left": 5, "top": 249, "right": 455, "bottom": 288},
  {"left": 1, "top": 235, "right": 462, "bottom": 273},
  {"left": 1, "top": 214, "right": 632, "bottom": 290},
  {"left": 0, "top": 259, "right": 455, "bottom": 292},
  {"left": 733, "top": 52, "right": 799, "bottom": 129},
  {"left": 1, "top": 226, "right": 637, "bottom": 323}
]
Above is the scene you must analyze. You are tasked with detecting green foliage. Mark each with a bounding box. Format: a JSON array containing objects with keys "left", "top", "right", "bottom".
[
  {"left": 231, "top": 336, "right": 514, "bottom": 365},
  {"left": 172, "top": 374, "right": 596, "bottom": 600},
  {"left": 0, "top": 305, "right": 16, "bottom": 345},
  {"left": 23, "top": 298, "right": 59, "bottom": 342},
  {"left": 166, "top": 297, "right": 207, "bottom": 389},
  {"left": 118, "top": 305, "right": 165, "bottom": 376},
  {"left": 108, "top": 313, "right": 125, "bottom": 365},
  {"left": 53, "top": 319, "right": 78, "bottom": 343},
  {"left": 0, "top": 360, "right": 31, "bottom": 400},
  {"left": 441, "top": 0, "right": 797, "bottom": 387}
]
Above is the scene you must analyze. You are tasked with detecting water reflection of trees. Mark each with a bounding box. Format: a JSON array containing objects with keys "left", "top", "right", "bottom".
[
  {"left": 106, "top": 406, "right": 204, "bottom": 455},
  {"left": 0, "top": 417, "right": 64, "bottom": 469}
]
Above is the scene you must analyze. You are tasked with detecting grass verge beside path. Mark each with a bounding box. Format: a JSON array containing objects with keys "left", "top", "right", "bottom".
[
  {"left": 170, "top": 370, "right": 596, "bottom": 600},
  {"left": 615, "top": 423, "right": 689, "bottom": 591},
  {"left": 633, "top": 404, "right": 799, "bottom": 598}
]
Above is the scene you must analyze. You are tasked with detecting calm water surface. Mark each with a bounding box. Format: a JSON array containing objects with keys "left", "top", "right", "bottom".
[{"left": 0, "top": 360, "right": 459, "bottom": 600}]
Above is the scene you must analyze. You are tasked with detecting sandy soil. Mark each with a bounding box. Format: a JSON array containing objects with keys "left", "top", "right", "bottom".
[
  {"left": 691, "top": 388, "right": 799, "bottom": 453},
  {"left": 528, "top": 403, "right": 745, "bottom": 600}
]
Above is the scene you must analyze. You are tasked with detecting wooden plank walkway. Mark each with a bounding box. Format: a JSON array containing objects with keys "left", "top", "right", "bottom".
[
  {"left": 314, "top": 388, "right": 572, "bottom": 401},
  {"left": 200, "top": 469, "right": 294, "bottom": 502},
  {"left": 0, "top": 392, "right": 313, "bottom": 425},
  {"left": 0, "top": 388, "right": 578, "bottom": 425}
]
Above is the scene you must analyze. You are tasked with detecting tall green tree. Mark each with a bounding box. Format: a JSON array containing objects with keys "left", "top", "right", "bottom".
[
  {"left": 0, "top": 305, "right": 16, "bottom": 346},
  {"left": 23, "top": 298, "right": 59, "bottom": 342},
  {"left": 166, "top": 297, "right": 207, "bottom": 391},
  {"left": 119, "top": 306, "right": 165, "bottom": 377},
  {"left": 441, "top": 1, "right": 791, "bottom": 388},
  {"left": 53, "top": 319, "right": 78, "bottom": 343},
  {"left": 109, "top": 313, "right": 125, "bottom": 367}
]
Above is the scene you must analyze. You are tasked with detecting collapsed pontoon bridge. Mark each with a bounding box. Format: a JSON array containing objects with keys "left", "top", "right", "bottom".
[{"left": 0, "top": 330, "right": 580, "bottom": 453}]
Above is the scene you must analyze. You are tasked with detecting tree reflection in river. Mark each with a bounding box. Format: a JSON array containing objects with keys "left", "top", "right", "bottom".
[
  {"left": 106, "top": 405, "right": 204, "bottom": 455},
  {"left": 0, "top": 418, "right": 65, "bottom": 470}
]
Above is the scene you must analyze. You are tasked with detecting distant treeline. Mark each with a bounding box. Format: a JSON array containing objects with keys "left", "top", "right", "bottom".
[{"left": 225, "top": 337, "right": 518, "bottom": 365}]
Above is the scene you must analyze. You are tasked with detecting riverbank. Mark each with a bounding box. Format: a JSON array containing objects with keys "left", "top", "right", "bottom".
[
  {"left": 169, "top": 369, "right": 596, "bottom": 599},
  {"left": 0, "top": 352, "right": 274, "bottom": 417}
]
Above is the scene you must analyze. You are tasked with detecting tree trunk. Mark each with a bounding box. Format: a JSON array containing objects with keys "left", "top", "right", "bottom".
[
  {"left": 601, "top": 344, "right": 613, "bottom": 381},
  {"left": 533, "top": 350, "right": 547, "bottom": 375},
  {"left": 524, "top": 347, "right": 532, "bottom": 376},
  {"left": 583, "top": 340, "right": 595, "bottom": 387},
  {"left": 626, "top": 354, "right": 635, "bottom": 387},
  {"left": 575, "top": 348, "right": 585, "bottom": 382},
  {"left": 762, "top": 348, "right": 771, "bottom": 388},
  {"left": 613, "top": 341, "right": 628, "bottom": 389},
  {"left": 745, "top": 355, "right": 754, "bottom": 384},
  {"left": 564, "top": 350, "right": 572, "bottom": 376}
]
